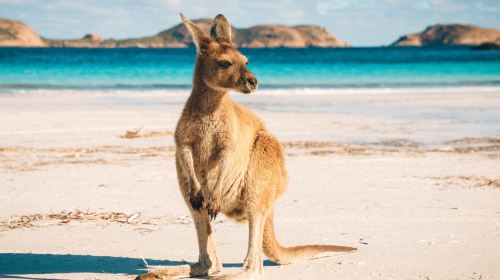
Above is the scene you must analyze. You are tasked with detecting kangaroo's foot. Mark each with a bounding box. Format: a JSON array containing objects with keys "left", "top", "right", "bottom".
[
  {"left": 211, "top": 269, "right": 263, "bottom": 280},
  {"left": 211, "top": 256, "right": 263, "bottom": 280},
  {"left": 135, "top": 260, "right": 222, "bottom": 280}
]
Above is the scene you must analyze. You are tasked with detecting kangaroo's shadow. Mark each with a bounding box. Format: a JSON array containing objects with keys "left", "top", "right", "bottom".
[{"left": 0, "top": 253, "right": 278, "bottom": 279}]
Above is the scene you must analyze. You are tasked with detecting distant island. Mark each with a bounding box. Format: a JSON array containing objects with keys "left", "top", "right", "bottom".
[
  {"left": 2, "top": 18, "right": 499, "bottom": 49},
  {"left": 0, "top": 18, "right": 348, "bottom": 48},
  {"left": 391, "top": 24, "right": 500, "bottom": 48}
]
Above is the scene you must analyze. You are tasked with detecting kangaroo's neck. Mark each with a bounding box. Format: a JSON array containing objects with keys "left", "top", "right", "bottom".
[{"left": 187, "top": 59, "right": 229, "bottom": 115}]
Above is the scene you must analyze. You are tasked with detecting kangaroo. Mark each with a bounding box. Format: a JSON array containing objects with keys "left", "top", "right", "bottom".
[{"left": 136, "top": 13, "right": 356, "bottom": 280}]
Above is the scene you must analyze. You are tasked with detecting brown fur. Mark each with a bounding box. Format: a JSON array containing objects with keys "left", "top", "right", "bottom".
[{"left": 136, "top": 13, "right": 356, "bottom": 280}]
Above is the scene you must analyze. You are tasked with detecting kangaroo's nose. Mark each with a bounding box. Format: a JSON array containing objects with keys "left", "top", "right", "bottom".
[{"left": 246, "top": 76, "right": 258, "bottom": 90}]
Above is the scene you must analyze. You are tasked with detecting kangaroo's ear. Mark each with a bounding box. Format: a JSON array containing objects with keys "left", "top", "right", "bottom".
[
  {"left": 180, "top": 13, "right": 211, "bottom": 52},
  {"left": 210, "top": 14, "right": 232, "bottom": 44}
]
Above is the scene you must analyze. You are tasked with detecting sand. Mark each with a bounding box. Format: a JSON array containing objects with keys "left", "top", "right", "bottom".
[{"left": 0, "top": 89, "right": 499, "bottom": 279}]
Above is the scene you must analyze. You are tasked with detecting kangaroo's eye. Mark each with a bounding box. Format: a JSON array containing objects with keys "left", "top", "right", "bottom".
[
  {"left": 217, "top": 60, "right": 232, "bottom": 69},
  {"left": 245, "top": 61, "right": 249, "bottom": 65}
]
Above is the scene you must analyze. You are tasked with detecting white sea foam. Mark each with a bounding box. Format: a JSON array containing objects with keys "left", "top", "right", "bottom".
[
  {"left": 2, "top": 85, "right": 500, "bottom": 97},
  {"left": 253, "top": 86, "right": 500, "bottom": 96}
]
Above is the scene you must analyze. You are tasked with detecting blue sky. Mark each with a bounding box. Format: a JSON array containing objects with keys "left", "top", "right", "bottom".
[{"left": 1, "top": 0, "right": 499, "bottom": 46}]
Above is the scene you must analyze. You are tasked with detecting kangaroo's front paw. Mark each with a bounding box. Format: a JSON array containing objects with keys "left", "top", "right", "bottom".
[
  {"left": 189, "top": 190, "right": 204, "bottom": 211},
  {"left": 205, "top": 197, "right": 220, "bottom": 221}
]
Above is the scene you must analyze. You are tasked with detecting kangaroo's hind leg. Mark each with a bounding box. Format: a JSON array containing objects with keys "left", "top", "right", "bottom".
[
  {"left": 212, "top": 209, "right": 268, "bottom": 280},
  {"left": 136, "top": 168, "right": 222, "bottom": 279},
  {"left": 213, "top": 131, "right": 285, "bottom": 280}
]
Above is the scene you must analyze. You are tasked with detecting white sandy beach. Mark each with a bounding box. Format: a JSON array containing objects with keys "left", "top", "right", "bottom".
[{"left": 0, "top": 88, "right": 499, "bottom": 280}]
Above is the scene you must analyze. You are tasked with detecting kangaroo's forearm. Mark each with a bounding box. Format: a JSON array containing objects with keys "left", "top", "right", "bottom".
[
  {"left": 178, "top": 145, "right": 202, "bottom": 192},
  {"left": 209, "top": 148, "right": 233, "bottom": 200}
]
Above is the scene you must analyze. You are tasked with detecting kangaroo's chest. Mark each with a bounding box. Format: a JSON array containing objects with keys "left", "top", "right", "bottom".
[{"left": 189, "top": 114, "right": 232, "bottom": 169}]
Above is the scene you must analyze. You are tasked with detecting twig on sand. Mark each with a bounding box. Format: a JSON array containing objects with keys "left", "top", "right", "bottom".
[{"left": 141, "top": 255, "right": 151, "bottom": 273}]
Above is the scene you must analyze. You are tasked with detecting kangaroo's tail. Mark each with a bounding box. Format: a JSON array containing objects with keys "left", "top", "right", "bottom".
[{"left": 262, "top": 210, "right": 356, "bottom": 265}]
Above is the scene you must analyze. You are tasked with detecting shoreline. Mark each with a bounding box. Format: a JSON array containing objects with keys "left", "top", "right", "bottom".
[
  {"left": 1, "top": 84, "right": 500, "bottom": 94},
  {"left": 1, "top": 84, "right": 499, "bottom": 95}
]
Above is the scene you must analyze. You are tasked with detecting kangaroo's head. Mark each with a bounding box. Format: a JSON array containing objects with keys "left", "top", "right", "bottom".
[{"left": 181, "top": 13, "right": 258, "bottom": 94}]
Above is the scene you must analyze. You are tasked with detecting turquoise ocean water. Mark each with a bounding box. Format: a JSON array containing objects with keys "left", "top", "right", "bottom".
[{"left": 0, "top": 47, "right": 499, "bottom": 92}]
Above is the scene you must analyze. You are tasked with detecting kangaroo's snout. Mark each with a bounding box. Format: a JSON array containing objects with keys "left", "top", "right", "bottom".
[
  {"left": 240, "top": 71, "right": 258, "bottom": 94},
  {"left": 246, "top": 75, "right": 258, "bottom": 91}
]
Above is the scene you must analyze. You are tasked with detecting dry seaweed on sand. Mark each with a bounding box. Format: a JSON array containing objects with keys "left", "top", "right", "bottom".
[
  {"left": 425, "top": 176, "right": 500, "bottom": 188},
  {"left": 0, "top": 145, "right": 176, "bottom": 171},
  {"left": 0, "top": 210, "right": 164, "bottom": 232},
  {"left": 282, "top": 141, "right": 383, "bottom": 155},
  {"left": 122, "top": 127, "right": 142, "bottom": 138},
  {"left": 121, "top": 128, "right": 174, "bottom": 139}
]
